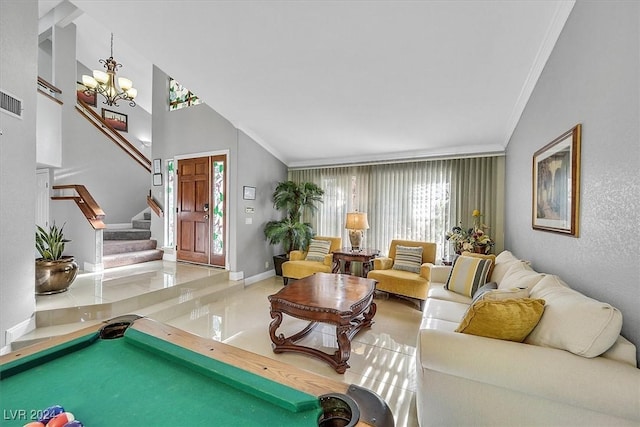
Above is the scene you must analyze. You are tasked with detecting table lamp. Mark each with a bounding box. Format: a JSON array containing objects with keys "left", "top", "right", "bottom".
[{"left": 345, "top": 212, "right": 369, "bottom": 251}]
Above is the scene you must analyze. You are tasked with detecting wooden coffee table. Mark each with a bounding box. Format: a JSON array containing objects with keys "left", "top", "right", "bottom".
[{"left": 268, "top": 272, "right": 377, "bottom": 373}]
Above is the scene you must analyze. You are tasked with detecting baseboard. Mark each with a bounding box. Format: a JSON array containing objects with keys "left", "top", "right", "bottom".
[
  {"left": 84, "top": 261, "right": 104, "bottom": 272},
  {"left": 245, "top": 270, "right": 275, "bottom": 286},
  {"left": 163, "top": 251, "right": 176, "bottom": 262},
  {"left": 4, "top": 315, "right": 36, "bottom": 350},
  {"left": 229, "top": 271, "right": 244, "bottom": 281}
]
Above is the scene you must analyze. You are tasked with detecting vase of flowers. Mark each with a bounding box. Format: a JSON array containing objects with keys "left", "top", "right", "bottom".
[{"left": 445, "top": 210, "right": 494, "bottom": 255}]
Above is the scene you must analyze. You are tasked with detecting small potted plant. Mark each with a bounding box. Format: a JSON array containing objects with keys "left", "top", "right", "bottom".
[{"left": 35, "top": 223, "right": 78, "bottom": 295}]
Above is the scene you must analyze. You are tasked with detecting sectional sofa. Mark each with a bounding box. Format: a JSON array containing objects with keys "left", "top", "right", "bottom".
[{"left": 416, "top": 250, "right": 640, "bottom": 426}]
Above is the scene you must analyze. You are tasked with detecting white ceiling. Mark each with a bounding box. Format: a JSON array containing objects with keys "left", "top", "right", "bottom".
[{"left": 40, "top": 0, "right": 574, "bottom": 168}]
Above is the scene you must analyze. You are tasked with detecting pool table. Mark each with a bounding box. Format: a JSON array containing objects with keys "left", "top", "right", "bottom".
[{"left": 0, "top": 316, "right": 393, "bottom": 427}]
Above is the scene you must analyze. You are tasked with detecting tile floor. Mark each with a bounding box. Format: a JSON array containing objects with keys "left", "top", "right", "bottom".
[{"left": 32, "top": 261, "right": 423, "bottom": 427}]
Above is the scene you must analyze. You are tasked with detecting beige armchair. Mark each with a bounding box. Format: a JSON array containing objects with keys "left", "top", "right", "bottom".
[
  {"left": 367, "top": 239, "right": 437, "bottom": 310},
  {"left": 281, "top": 236, "right": 342, "bottom": 285}
]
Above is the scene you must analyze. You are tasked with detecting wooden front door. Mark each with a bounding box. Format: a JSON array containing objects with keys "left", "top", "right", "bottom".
[
  {"left": 176, "top": 155, "right": 226, "bottom": 267},
  {"left": 177, "top": 157, "right": 210, "bottom": 264}
]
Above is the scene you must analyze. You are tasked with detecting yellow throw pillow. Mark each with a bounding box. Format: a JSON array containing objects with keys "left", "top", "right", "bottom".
[{"left": 455, "top": 298, "right": 546, "bottom": 342}]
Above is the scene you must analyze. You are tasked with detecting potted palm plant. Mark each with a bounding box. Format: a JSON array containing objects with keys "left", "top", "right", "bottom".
[
  {"left": 264, "top": 181, "right": 324, "bottom": 275},
  {"left": 35, "top": 223, "right": 78, "bottom": 295}
]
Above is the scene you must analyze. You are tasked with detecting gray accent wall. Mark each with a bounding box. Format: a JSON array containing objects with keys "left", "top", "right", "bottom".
[
  {"left": 237, "top": 130, "right": 288, "bottom": 278},
  {"left": 151, "top": 66, "right": 287, "bottom": 278},
  {"left": 0, "top": 0, "right": 38, "bottom": 350},
  {"left": 505, "top": 1, "right": 640, "bottom": 363}
]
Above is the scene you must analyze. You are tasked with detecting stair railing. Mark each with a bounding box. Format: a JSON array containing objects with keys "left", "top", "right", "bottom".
[
  {"left": 52, "top": 185, "right": 106, "bottom": 230},
  {"left": 147, "top": 193, "right": 164, "bottom": 217},
  {"left": 75, "top": 98, "right": 152, "bottom": 173},
  {"left": 37, "top": 77, "right": 63, "bottom": 105}
]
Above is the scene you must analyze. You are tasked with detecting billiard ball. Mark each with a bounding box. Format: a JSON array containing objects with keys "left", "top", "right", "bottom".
[{"left": 45, "top": 412, "right": 74, "bottom": 427}]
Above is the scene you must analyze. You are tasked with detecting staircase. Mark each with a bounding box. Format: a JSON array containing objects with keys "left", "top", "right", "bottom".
[{"left": 103, "top": 212, "right": 164, "bottom": 268}]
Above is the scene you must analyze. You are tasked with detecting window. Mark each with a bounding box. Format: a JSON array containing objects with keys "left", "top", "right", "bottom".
[
  {"left": 290, "top": 156, "right": 503, "bottom": 261},
  {"left": 169, "top": 78, "right": 202, "bottom": 111}
]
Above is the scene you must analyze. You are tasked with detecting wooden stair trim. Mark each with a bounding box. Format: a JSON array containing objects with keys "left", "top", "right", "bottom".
[
  {"left": 52, "top": 185, "right": 106, "bottom": 230},
  {"left": 147, "top": 195, "right": 164, "bottom": 217},
  {"left": 76, "top": 98, "right": 151, "bottom": 173}
]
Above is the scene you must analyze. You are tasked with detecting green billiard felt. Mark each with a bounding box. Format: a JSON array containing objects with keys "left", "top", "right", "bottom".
[{"left": 0, "top": 329, "right": 322, "bottom": 426}]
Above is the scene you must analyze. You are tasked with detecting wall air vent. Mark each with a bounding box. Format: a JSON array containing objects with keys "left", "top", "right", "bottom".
[{"left": 0, "top": 89, "right": 23, "bottom": 119}]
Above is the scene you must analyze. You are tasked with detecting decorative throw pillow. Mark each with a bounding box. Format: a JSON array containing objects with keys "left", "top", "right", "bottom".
[
  {"left": 305, "top": 239, "right": 331, "bottom": 262},
  {"left": 480, "top": 287, "right": 529, "bottom": 301},
  {"left": 461, "top": 251, "right": 496, "bottom": 280},
  {"left": 525, "top": 275, "right": 623, "bottom": 358},
  {"left": 471, "top": 281, "right": 498, "bottom": 304},
  {"left": 392, "top": 245, "right": 423, "bottom": 273},
  {"left": 455, "top": 298, "right": 546, "bottom": 342},
  {"left": 445, "top": 256, "right": 493, "bottom": 297},
  {"left": 498, "top": 262, "right": 544, "bottom": 291}
]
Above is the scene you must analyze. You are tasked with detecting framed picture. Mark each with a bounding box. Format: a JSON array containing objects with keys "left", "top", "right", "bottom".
[
  {"left": 153, "top": 159, "right": 162, "bottom": 174},
  {"left": 532, "top": 124, "right": 581, "bottom": 236},
  {"left": 76, "top": 81, "right": 96, "bottom": 107},
  {"left": 153, "top": 173, "right": 163, "bottom": 186},
  {"left": 243, "top": 186, "right": 256, "bottom": 200},
  {"left": 102, "top": 108, "right": 128, "bottom": 132}
]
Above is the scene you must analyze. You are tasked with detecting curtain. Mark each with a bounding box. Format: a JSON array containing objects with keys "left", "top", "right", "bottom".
[{"left": 289, "top": 156, "right": 504, "bottom": 261}]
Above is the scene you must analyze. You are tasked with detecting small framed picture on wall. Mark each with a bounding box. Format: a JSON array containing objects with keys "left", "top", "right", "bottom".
[{"left": 243, "top": 186, "right": 256, "bottom": 200}]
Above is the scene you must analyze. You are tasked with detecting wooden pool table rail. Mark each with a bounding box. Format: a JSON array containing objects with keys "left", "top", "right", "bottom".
[{"left": 1, "top": 317, "right": 374, "bottom": 426}]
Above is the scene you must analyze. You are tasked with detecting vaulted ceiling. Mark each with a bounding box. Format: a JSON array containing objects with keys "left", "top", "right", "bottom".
[{"left": 39, "top": 0, "right": 574, "bottom": 168}]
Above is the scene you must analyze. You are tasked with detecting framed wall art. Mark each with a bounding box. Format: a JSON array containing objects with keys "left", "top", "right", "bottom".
[
  {"left": 243, "top": 186, "right": 256, "bottom": 200},
  {"left": 102, "top": 108, "right": 128, "bottom": 132},
  {"left": 76, "top": 81, "right": 96, "bottom": 107},
  {"left": 532, "top": 124, "right": 581, "bottom": 236}
]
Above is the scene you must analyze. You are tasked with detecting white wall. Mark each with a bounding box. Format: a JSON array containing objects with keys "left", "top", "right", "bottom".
[
  {"left": 50, "top": 22, "right": 150, "bottom": 232},
  {"left": 0, "top": 0, "right": 38, "bottom": 351},
  {"left": 505, "top": 1, "right": 640, "bottom": 363}
]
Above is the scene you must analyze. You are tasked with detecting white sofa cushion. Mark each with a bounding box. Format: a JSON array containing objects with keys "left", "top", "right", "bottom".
[
  {"left": 498, "top": 262, "right": 545, "bottom": 291},
  {"left": 422, "top": 298, "right": 469, "bottom": 323},
  {"left": 427, "top": 283, "right": 473, "bottom": 304},
  {"left": 525, "top": 275, "right": 623, "bottom": 358},
  {"left": 491, "top": 250, "right": 524, "bottom": 283}
]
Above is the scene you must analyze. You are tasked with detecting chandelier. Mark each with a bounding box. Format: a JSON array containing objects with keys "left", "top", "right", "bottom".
[{"left": 82, "top": 33, "right": 137, "bottom": 107}]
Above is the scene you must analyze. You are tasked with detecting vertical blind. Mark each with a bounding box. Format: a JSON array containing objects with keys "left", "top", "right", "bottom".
[{"left": 289, "top": 156, "right": 504, "bottom": 261}]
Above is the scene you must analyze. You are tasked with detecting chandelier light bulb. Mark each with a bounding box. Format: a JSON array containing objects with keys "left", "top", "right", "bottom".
[
  {"left": 82, "top": 75, "right": 98, "bottom": 89},
  {"left": 93, "top": 70, "right": 109, "bottom": 85},
  {"left": 118, "top": 77, "right": 132, "bottom": 91},
  {"left": 126, "top": 87, "right": 137, "bottom": 99}
]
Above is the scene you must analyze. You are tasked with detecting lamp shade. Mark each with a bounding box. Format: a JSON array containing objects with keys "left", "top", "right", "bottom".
[{"left": 345, "top": 212, "right": 369, "bottom": 230}]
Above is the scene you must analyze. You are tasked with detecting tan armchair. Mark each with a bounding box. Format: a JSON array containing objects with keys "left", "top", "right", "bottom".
[
  {"left": 367, "top": 239, "right": 437, "bottom": 310},
  {"left": 281, "top": 236, "right": 342, "bottom": 285}
]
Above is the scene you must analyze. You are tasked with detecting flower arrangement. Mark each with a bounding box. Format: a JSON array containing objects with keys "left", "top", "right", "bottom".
[{"left": 445, "top": 210, "right": 494, "bottom": 254}]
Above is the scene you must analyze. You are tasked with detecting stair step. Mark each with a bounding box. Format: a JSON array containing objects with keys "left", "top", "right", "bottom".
[
  {"left": 104, "top": 239, "right": 157, "bottom": 255},
  {"left": 144, "top": 212, "right": 151, "bottom": 220},
  {"left": 103, "top": 249, "right": 164, "bottom": 269},
  {"left": 104, "top": 228, "right": 151, "bottom": 240},
  {"left": 31, "top": 269, "right": 231, "bottom": 329},
  {"left": 132, "top": 219, "right": 151, "bottom": 230}
]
